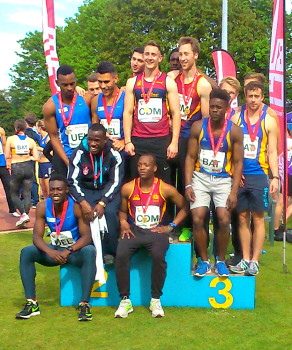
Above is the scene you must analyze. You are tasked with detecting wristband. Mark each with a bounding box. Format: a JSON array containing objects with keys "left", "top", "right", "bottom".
[
  {"left": 169, "top": 222, "right": 177, "bottom": 229},
  {"left": 185, "top": 184, "right": 192, "bottom": 189},
  {"left": 167, "top": 225, "right": 172, "bottom": 232},
  {"left": 273, "top": 176, "right": 279, "bottom": 180},
  {"left": 98, "top": 201, "right": 106, "bottom": 208},
  {"left": 66, "top": 246, "right": 74, "bottom": 253},
  {"left": 125, "top": 141, "right": 132, "bottom": 146}
]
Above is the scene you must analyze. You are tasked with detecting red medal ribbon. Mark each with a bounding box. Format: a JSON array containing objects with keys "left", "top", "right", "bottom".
[
  {"left": 52, "top": 199, "right": 69, "bottom": 236},
  {"left": 102, "top": 88, "right": 120, "bottom": 125},
  {"left": 141, "top": 71, "right": 161, "bottom": 104},
  {"left": 245, "top": 108, "right": 262, "bottom": 142},
  {"left": 138, "top": 177, "right": 158, "bottom": 214},
  {"left": 89, "top": 151, "right": 103, "bottom": 183},
  {"left": 181, "top": 70, "right": 199, "bottom": 106},
  {"left": 207, "top": 118, "right": 228, "bottom": 157},
  {"left": 225, "top": 107, "right": 232, "bottom": 121},
  {"left": 57, "top": 92, "right": 77, "bottom": 127}
]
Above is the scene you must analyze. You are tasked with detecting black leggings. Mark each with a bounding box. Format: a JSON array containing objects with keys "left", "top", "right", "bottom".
[{"left": 10, "top": 161, "right": 33, "bottom": 214}]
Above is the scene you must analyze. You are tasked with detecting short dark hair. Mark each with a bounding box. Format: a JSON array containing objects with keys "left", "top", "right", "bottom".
[
  {"left": 132, "top": 47, "right": 144, "bottom": 56},
  {"left": 209, "top": 88, "right": 230, "bottom": 105},
  {"left": 139, "top": 153, "right": 157, "bottom": 166},
  {"left": 96, "top": 61, "right": 116, "bottom": 75},
  {"left": 144, "top": 40, "right": 161, "bottom": 54},
  {"left": 14, "top": 119, "right": 27, "bottom": 133},
  {"left": 89, "top": 123, "right": 106, "bottom": 136},
  {"left": 178, "top": 37, "right": 200, "bottom": 55},
  {"left": 49, "top": 174, "right": 68, "bottom": 186},
  {"left": 86, "top": 73, "right": 98, "bottom": 82},
  {"left": 169, "top": 48, "right": 179, "bottom": 62},
  {"left": 25, "top": 112, "right": 37, "bottom": 126},
  {"left": 244, "top": 81, "right": 264, "bottom": 95},
  {"left": 57, "top": 65, "right": 75, "bottom": 78}
]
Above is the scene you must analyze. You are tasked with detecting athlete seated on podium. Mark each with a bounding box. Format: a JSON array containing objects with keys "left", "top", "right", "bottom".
[
  {"left": 16, "top": 175, "right": 96, "bottom": 321},
  {"left": 114, "top": 154, "right": 188, "bottom": 318}
]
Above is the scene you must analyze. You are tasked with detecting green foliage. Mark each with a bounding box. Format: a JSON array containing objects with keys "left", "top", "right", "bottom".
[{"left": 7, "top": 0, "right": 292, "bottom": 114}]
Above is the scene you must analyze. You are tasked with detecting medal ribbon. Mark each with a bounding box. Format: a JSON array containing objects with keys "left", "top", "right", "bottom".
[
  {"left": 207, "top": 118, "right": 228, "bottom": 157},
  {"left": 52, "top": 199, "right": 69, "bottom": 236},
  {"left": 181, "top": 70, "right": 199, "bottom": 106},
  {"left": 90, "top": 151, "right": 103, "bottom": 186},
  {"left": 102, "top": 88, "right": 120, "bottom": 125},
  {"left": 141, "top": 71, "right": 161, "bottom": 104},
  {"left": 245, "top": 108, "right": 262, "bottom": 142},
  {"left": 225, "top": 107, "right": 232, "bottom": 121},
  {"left": 57, "top": 92, "right": 77, "bottom": 127},
  {"left": 139, "top": 177, "right": 158, "bottom": 214}
]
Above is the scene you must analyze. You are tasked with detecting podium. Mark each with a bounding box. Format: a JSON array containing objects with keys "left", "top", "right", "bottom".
[{"left": 60, "top": 243, "right": 255, "bottom": 309}]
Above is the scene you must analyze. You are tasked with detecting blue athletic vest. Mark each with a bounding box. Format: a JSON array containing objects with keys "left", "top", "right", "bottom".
[
  {"left": 0, "top": 136, "right": 6, "bottom": 166},
  {"left": 52, "top": 94, "right": 91, "bottom": 157},
  {"left": 237, "top": 104, "right": 268, "bottom": 175},
  {"left": 45, "top": 196, "right": 80, "bottom": 242},
  {"left": 96, "top": 91, "right": 125, "bottom": 139},
  {"left": 39, "top": 134, "right": 49, "bottom": 148},
  {"left": 195, "top": 118, "right": 233, "bottom": 177}
]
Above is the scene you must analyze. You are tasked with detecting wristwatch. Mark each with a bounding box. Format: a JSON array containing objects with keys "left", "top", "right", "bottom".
[
  {"left": 66, "top": 246, "right": 74, "bottom": 253},
  {"left": 98, "top": 201, "right": 106, "bottom": 208}
]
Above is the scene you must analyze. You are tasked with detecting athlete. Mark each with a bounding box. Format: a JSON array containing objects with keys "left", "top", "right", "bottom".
[
  {"left": 230, "top": 81, "right": 279, "bottom": 276},
  {"left": 168, "top": 48, "right": 181, "bottom": 71},
  {"left": 114, "top": 154, "right": 188, "bottom": 318},
  {"left": 168, "top": 37, "right": 212, "bottom": 192},
  {"left": 219, "top": 76, "right": 241, "bottom": 114},
  {"left": 91, "top": 62, "right": 125, "bottom": 152},
  {"left": 5, "top": 119, "right": 38, "bottom": 227},
  {"left": 16, "top": 175, "right": 96, "bottom": 321},
  {"left": 130, "top": 47, "right": 145, "bottom": 76},
  {"left": 43, "top": 65, "right": 95, "bottom": 176},
  {"left": 185, "top": 89, "right": 243, "bottom": 277},
  {"left": 123, "top": 40, "right": 181, "bottom": 183},
  {"left": 36, "top": 120, "right": 52, "bottom": 199},
  {"left": 76, "top": 72, "right": 101, "bottom": 97},
  {"left": 0, "top": 125, "right": 18, "bottom": 216},
  {"left": 68, "top": 123, "right": 124, "bottom": 257}
]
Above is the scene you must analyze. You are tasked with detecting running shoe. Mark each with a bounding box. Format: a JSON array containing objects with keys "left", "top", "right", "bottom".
[
  {"left": 10, "top": 211, "right": 20, "bottom": 217},
  {"left": 193, "top": 261, "right": 212, "bottom": 277},
  {"left": 16, "top": 300, "right": 40, "bottom": 319},
  {"left": 78, "top": 302, "right": 92, "bottom": 321},
  {"left": 178, "top": 228, "right": 192, "bottom": 242},
  {"left": 229, "top": 259, "right": 249, "bottom": 274},
  {"left": 114, "top": 298, "right": 133, "bottom": 318},
  {"left": 245, "top": 261, "right": 259, "bottom": 276},
  {"left": 225, "top": 254, "right": 242, "bottom": 268},
  {"left": 149, "top": 298, "right": 165, "bottom": 318},
  {"left": 16, "top": 213, "right": 30, "bottom": 227},
  {"left": 215, "top": 261, "right": 229, "bottom": 277}
]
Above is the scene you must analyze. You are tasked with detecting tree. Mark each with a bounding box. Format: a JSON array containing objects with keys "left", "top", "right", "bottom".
[{"left": 0, "top": 90, "right": 16, "bottom": 135}]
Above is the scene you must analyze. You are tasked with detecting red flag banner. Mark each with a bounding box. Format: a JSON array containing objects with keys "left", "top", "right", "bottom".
[
  {"left": 42, "top": 0, "right": 59, "bottom": 94},
  {"left": 269, "top": 0, "right": 285, "bottom": 181},
  {"left": 212, "top": 49, "right": 238, "bottom": 108}
]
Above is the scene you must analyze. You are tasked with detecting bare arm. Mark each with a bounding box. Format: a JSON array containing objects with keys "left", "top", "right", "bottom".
[
  {"left": 166, "top": 76, "right": 181, "bottom": 159},
  {"left": 84, "top": 93, "right": 95, "bottom": 123},
  {"left": 70, "top": 203, "right": 93, "bottom": 250},
  {"left": 119, "top": 182, "right": 135, "bottom": 239},
  {"left": 266, "top": 114, "right": 279, "bottom": 193},
  {"left": 30, "top": 139, "right": 39, "bottom": 161},
  {"left": 91, "top": 95, "right": 99, "bottom": 124},
  {"left": 197, "top": 77, "right": 212, "bottom": 118},
  {"left": 123, "top": 77, "right": 136, "bottom": 155},
  {"left": 0, "top": 127, "right": 6, "bottom": 147},
  {"left": 4, "top": 136, "right": 12, "bottom": 160},
  {"left": 43, "top": 98, "right": 69, "bottom": 167}
]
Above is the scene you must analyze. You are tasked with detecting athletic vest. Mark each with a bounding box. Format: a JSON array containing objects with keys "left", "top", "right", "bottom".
[
  {"left": 237, "top": 104, "right": 268, "bottom": 175},
  {"left": 39, "top": 134, "right": 49, "bottom": 148},
  {"left": 128, "top": 177, "right": 166, "bottom": 229},
  {"left": 0, "top": 136, "right": 6, "bottom": 166},
  {"left": 11, "top": 134, "right": 30, "bottom": 156},
  {"left": 97, "top": 91, "right": 125, "bottom": 139},
  {"left": 195, "top": 118, "right": 233, "bottom": 177},
  {"left": 132, "top": 72, "right": 169, "bottom": 138},
  {"left": 45, "top": 196, "right": 80, "bottom": 247},
  {"left": 175, "top": 72, "right": 203, "bottom": 138},
  {"left": 52, "top": 94, "right": 91, "bottom": 157}
]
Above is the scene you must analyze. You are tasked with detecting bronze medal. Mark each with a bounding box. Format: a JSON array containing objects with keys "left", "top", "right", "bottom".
[{"left": 65, "top": 128, "right": 70, "bottom": 135}]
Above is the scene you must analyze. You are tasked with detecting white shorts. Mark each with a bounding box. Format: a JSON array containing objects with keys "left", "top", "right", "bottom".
[{"left": 190, "top": 171, "right": 232, "bottom": 210}]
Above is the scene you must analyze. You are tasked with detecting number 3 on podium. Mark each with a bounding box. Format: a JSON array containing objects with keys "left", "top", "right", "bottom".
[{"left": 209, "top": 277, "right": 233, "bottom": 309}]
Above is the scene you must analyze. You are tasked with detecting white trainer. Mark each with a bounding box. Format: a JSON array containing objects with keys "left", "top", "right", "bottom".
[
  {"left": 11, "top": 212, "right": 21, "bottom": 217},
  {"left": 16, "top": 213, "right": 30, "bottom": 227},
  {"left": 114, "top": 298, "right": 133, "bottom": 318},
  {"left": 149, "top": 298, "right": 165, "bottom": 318}
]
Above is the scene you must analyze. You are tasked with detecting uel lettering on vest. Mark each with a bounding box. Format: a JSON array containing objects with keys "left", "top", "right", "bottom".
[
  {"left": 139, "top": 107, "right": 161, "bottom": 115},
  {"left": 70, "top": 133, "right": 85, "bottom": 142},
  {"left": 202, "top": 158, "right": 221, "bottom": 168},
  {"left": 107, "top": 128, "right": 119, "bottom": 136},
  {"left": 137, "top": 214, "right": 160, "bottom": 223}
]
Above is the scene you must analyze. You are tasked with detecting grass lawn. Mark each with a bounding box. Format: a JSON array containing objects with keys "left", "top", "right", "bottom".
[{"left": 0, "top": 231, "right": 291, "bottom": 350}]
